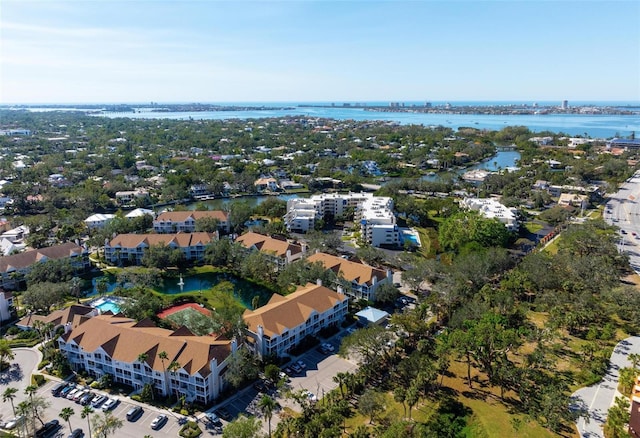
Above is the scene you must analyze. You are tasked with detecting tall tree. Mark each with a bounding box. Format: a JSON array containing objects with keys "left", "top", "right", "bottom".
[
  {"left": 59, "top": 407, "right": 75, "bottom": 432},
  {"left": 81, "top": 405, "right": 94, "bottom": 438},
  {"left": 257, "top": 394, "right": 277, "bottom": 437},
  {"left": 2, "top": 387, "right": 18, "bottom": 417},
  {"left": 222, "top": 414, "right": 261, "bottom": 438},
  {"left": 91, "top": 411, "right": 123, "bottom": 438},
  {"left": 158, "top": 351, "right": 169, "bottom": 395}
]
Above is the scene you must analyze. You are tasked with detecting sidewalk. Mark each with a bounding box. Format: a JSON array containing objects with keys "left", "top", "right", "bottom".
[{"left": 571, "top": 336, "right": 640, "bottom": 437}]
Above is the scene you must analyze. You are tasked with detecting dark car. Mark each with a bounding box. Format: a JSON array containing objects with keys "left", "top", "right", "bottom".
[
  {"left": 51, "top": 382, "right": 68, "bottom": 397},
  {"left": 215, "top": 407, "right": 231, "bottom": 421},
  {"left": 79, "top": 392, "right": 95, "bottom": 406},
  {"left": 68, "top": 428, "right": 84, "bottom": 438},
  {"left": 206, "top": 412, "right": 222, "bottom": 426},
  {"left": 126, "top": 406, "right": 143, "bottom": 421},
  {"left": 35, "top": 419, "right": 60, "bottom": 438}
]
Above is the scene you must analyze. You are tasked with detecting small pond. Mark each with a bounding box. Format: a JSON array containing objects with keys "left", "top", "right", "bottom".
[{"left": 87, "top": 272, "right": 272, "bottom": 310}]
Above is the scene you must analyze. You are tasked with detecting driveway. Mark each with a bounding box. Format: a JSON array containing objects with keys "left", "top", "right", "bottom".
[
  {"left": 0, "top": 347, "right": 42, "bottom": 420},
  {"left": 572, "top": 336, "right": 640, "bottom": 437}
]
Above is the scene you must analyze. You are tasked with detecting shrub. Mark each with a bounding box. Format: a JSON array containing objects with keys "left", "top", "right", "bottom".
[
  {"left": 6, "top": 326, "right": 21, "bottom": 336},
  {"left": 31, "top": 374, "right": 46, "bottom": 386},
  {"left": 37, "top": 360, "right": 50, "bottom": 370},
  {"left": 90, "top": 381, "right": 101, "bottom": 389},
  {"left": 131, "top": 395, "right": 142, "bottom": 402},
  {"left": 179, "top": 421, "right": 202, "bottom": 438}
]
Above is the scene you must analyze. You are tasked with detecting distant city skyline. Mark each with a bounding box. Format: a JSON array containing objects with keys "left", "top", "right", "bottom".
[{"left": 2, "top": 0, "right": 639, "bottom": 104}]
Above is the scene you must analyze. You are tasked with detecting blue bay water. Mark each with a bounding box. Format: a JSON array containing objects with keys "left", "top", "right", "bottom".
[{"left": 98, "top": 105, "right": 640, "bottom": 138}]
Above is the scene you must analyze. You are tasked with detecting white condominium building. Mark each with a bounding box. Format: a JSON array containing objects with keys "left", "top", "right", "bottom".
[
  {"left": 460, "top": 197, "right": 519, "bottom": 231},
  {"left": 285, "top": 192, "right": 399, "bottom": 247},
  {"left": 58, "top": 314, "right": 236, "bottom": 404}
]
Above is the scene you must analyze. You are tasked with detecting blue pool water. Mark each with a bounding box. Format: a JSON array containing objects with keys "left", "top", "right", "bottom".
[
  {"left": 93, "top": 299, "right": 121, "bottom": 314},
  {"left": 400, "top": 229, "right": 421, "bottom": 247}
]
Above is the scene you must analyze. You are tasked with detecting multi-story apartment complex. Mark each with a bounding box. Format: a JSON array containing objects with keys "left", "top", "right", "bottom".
[
  {"left": 235, "top": 232, "right": 304, "bottom": 271},
  {"left": 285, "top": 192, "right": 399, "bottom": 247},
  {"left": 306, "top": 252, "right": 392, "bottom": 302},
  {"left": 243, "top": 282, "right": 348, "bottom": 358},
  {"left": 104, "top": 233, "right": 215, "bottom": 266},
  {"left": 58, "top": 314, "right": 236, "bottom": 404},
  {"left": 0, "top": 290, "right": 14, "bottom": 323},
  {"left": 0, "top": 242, "right": 90, "bottom": 290},
  {"left": 459, "top": 197, "right": 519, "bottom": 231},
  {"left": 153, "top": 211, "right": 230, "bottom": 234}
]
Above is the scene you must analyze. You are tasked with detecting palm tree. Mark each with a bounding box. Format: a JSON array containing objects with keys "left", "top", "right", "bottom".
[
  {"left": 96, "top": 277, "right": 108, "bottom": 296},
  {"left": 91, "top": 411, "right": 123, "bottom": 438},
  {"left": 81, "top": 405, "right": 94, "bottom": 438},
  {"left": 168, "top": 361, "right": 181, "bottom": 402},
  {"left": 332, "top": 372, "right": 347, "bottom": 399},
  {"left": 257, "top": 394, "right": 277, "bottom": 437},
  {"left": 158, "top": 351, "right": 168, "bottom": 396},
  {"left": 17, "top": 400, "right": 31, "bottom": 437},
  {"left": 0, "top": 339, "right": 15, "bottom": 368},
  {"left": 2, "top": 387, "right": 18, "bottom": 417},
  {"left": 24, "top": 384, "right": 38, "bottom": 431},
  {"left": 59, "top": 407, "right": 75, "bottom": 431}
]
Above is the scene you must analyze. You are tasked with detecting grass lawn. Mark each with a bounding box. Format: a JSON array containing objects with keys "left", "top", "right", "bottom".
[
  {"left": 442, "top": 361, "right": 575, "bottom": 438},
  {"left": 523, "top": 222, "right": 544, "bottom": 233},
  {"left": 415, "top": 227, "right": 439, "bottom": 258},
  {"left": 543, "top": 236, "right": 561, "bottom": 254},
  {"left": 343, "top": 392, "right": 438, "bottom": 435}
]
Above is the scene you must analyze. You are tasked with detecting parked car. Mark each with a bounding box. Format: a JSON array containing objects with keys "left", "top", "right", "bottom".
[
  {"left": 215, "top": 407, "right": 231, "bottom": 421},
  {"left": 150, "top": 414, "right": 168, "bottom": 430},
  {"left": 68, "top": 428, "right": 84, "bottom": 438},
  {"left": 283, "top": 367, "right": 293, "bottom": 376},
  {"left": 73, "top": 389, "right": 89, "bottom": 402},
  {"left": 60, "top": 385, "right": 76, "bottom": 397},
  {"left": 290, "top": 363, "right": 302, "bottom": 373},
  {"left": 79, "top": 392, "right": 95, "bottom": 406},
  {"left": 35, "top": 419, "right": 60, "bottom": 438},
  {"left": 101, "top": 397, "right": 119, "bottom": 411},
  {"left": 91, "top": 395, "right": 107, "bottom": 408},
  {"left": 51, "top": 382, "right": 68, "bottom": 396},
  {"left": 296, "top": 360, "right": 307, "bottom": 369},
  {"left": 206, "top": 413, "right": 222, "bottom": 426},
  {"left": 65, "top": 388, "right": 81, "bottom": 400},
  {"left": 321, "top": 343, "right": 335, "bottom": 352},
  {"left": 3, "top": 415, "right": 25, "bottom": 430},
  {"left": 126, "top": 406, "right": 143, "bottom": 421},
  {"left": 253, "top": 380, "right": 266, "bottom": 392}
]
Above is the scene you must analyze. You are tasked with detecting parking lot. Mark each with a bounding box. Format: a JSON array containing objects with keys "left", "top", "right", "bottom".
[
  {"left": 211, "top": 330, "right": 358, "bottom": 433},
  {"left": 1, "top": 379, "right": 194, "bottom": 438},
  {"left": 1, "top": 329, "right": 361, "bottom": 437}
]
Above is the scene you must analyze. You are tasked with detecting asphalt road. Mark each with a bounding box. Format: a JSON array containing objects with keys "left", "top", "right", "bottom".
[
  {"left": 572, "top": 336, "right": 640, "bottom": 437},
  {"left": 604, "top": 171, "right": 640, "bottom": 273},
  {"left": 0, "top": 347, "right": 41, "bottom": 419}
]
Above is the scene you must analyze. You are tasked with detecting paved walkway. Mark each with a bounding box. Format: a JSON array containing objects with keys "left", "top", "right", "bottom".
[{"left": 572, "top": 336, "right": 640, "bottom": 437}]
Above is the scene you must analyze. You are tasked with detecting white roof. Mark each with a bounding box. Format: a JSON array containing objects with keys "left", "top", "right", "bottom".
[
  {"left": 85, "top": 213, "right": 115, "bottom": 223},
  {"left": 125, "top": 208, "right": 154, "bottom": 218}
]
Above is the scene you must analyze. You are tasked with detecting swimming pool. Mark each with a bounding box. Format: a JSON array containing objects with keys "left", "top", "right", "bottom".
[
  {"left": 91, "top": 297, "right": 122, "bottom": 314},
  {"left": 400, "top": 228, "right": 422, "bottom": 247}
]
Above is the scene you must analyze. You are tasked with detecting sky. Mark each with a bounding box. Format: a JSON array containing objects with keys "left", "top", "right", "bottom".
[{"left": 1, "top": 0, "right": 639, "bottom": 104}]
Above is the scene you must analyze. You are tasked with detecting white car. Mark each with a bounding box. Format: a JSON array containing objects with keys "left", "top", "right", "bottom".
[
  {"left": 101, "top": 397, "right": 119, "bottom": 411},
  {"left": 3, "top": 415, "right": 25, "bottom": 430},
  {"left": 321, "top": 343, "right": 335, "bottom": 352}
]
